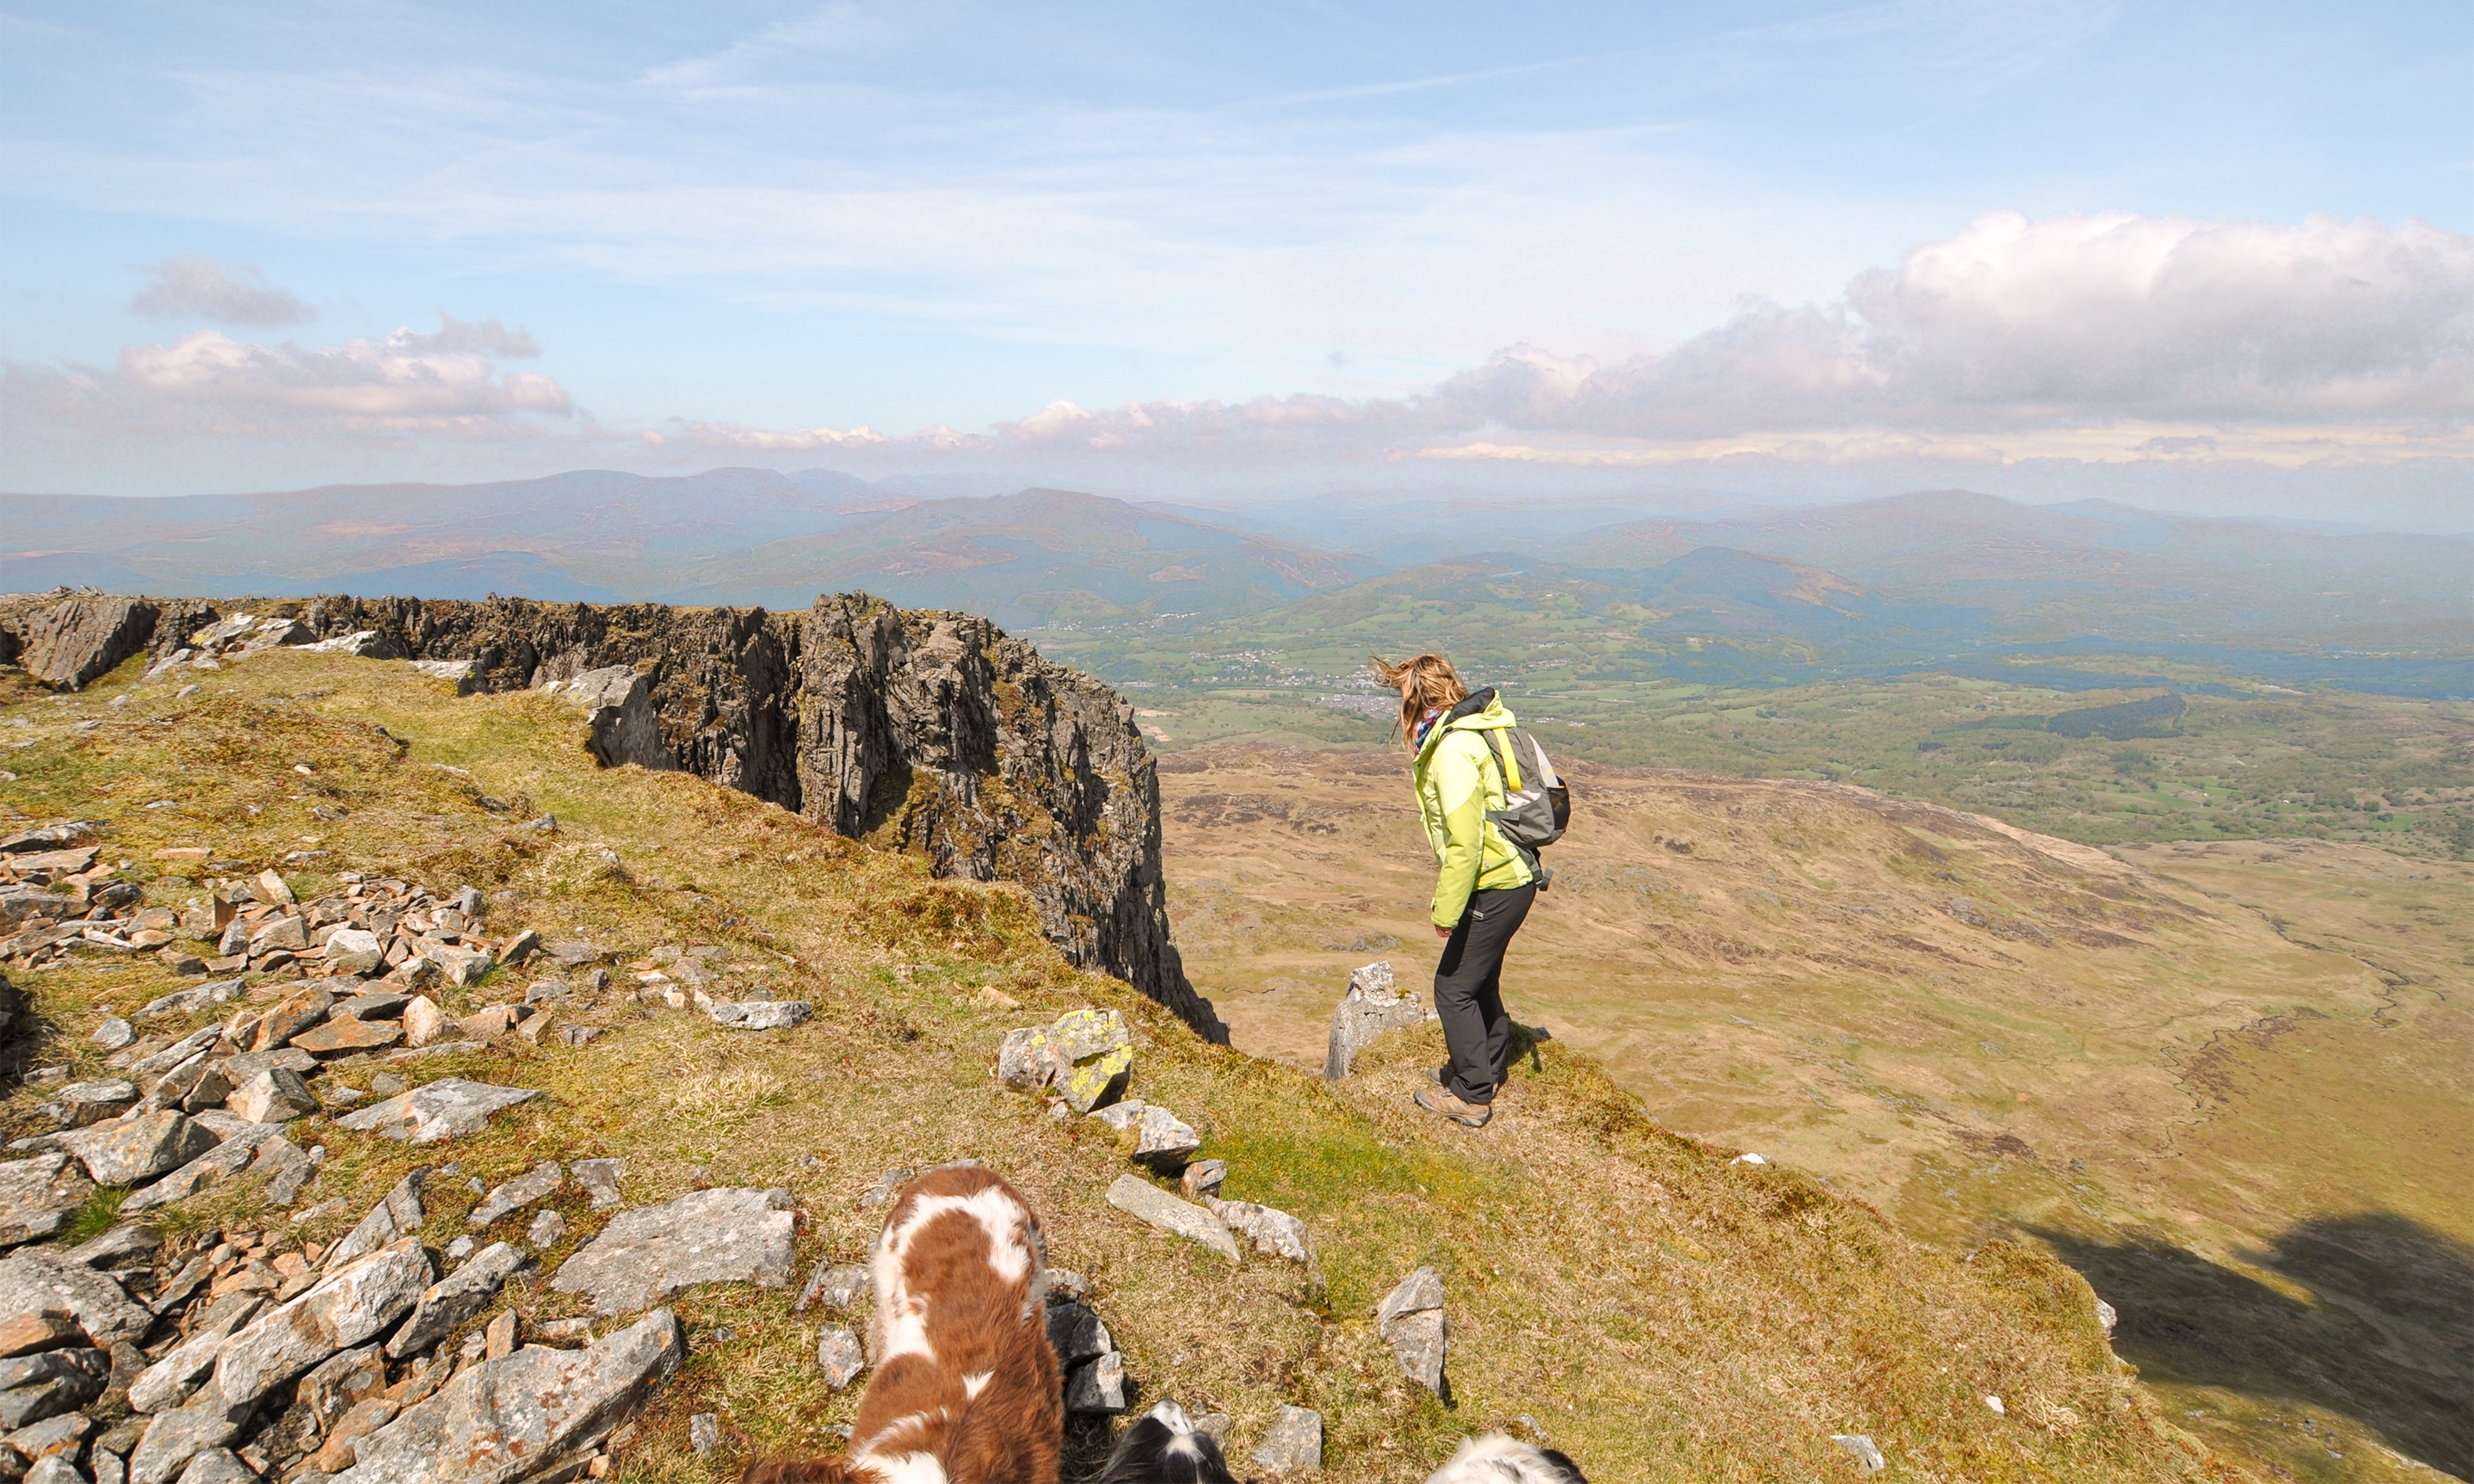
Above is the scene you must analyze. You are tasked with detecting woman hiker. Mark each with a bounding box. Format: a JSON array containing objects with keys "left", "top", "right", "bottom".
[{"left": 1372, "top": 651, "right": 1538, "bottom": 1129}]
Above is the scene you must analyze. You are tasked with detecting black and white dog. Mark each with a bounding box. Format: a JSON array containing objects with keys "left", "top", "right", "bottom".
[{"left": 1096, "top": 1401, "right": 1588, "bottom": 1484}]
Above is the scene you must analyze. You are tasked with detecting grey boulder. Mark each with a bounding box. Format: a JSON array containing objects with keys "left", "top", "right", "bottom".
[
  {"left": 56, "top": 1081, "right": 139, "bottom": 1129},
  {"left": 568, "top": 1161, "right": 622, "bottom": 1212},
  {"left": 706, "top": 1001, "right": 811, "bottom": 1031},
  {"left": 0, "top": 1253, "right": 152, "bottom": 1345},
  {"left": 1322, "top": 959, "right": 1429, "bottom": 1080},
  {"left": 126, "top": 1296, "right": 264, "bottom": 1413},
  {"left": 1045, "top": 1302, "right": 1112, "bottom": 1368},
  {"left": 1251, "top": 1405, "right": 1323, "bottom": 1474},
  {"left": 1131, "top": 1107, "right": 1200, "bottom": 1173},
  {"left": 815, "top": 1327, "right": 863, "bottom": 1391},
  {"left": 334, "top": 1081, "right": 540, "bottom": 1145},
  {"left": 552, "top": 1189, "right": 794, "bottom": 1317},
  {"left": 126, "top": 1388, "right": 245, "bottom": 1484},
  {"left": 1376, "top": 1266, "right": 1447, "bottom": 1398},
  {"left": 1064, "top": 1352, "right": 1125, "bottom": 1414},
  {"left": 0, "top": 1156, "right": 95, "bottom": 1248},
  {"left": 55, "top": 1114, "right": 217, "bottom": 1187},
  {"left": 331, "top": 1309, "right": 683, "bottom": 1484},
  {"left": 1206, "top": 1198, "right": 1317, "bottom": 1267}
]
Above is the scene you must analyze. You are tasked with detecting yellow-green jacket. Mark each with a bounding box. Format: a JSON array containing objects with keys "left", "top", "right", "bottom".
[{"left": 1413, "top": 688, "right": 1537, "bottom": 927}]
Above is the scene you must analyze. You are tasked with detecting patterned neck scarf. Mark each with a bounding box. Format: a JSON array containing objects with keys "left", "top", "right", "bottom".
[{"left": 1413, "top": 705, "right": 1447, "bottom": 748}]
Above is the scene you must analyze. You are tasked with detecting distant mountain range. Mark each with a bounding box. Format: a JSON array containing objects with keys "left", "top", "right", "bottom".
[{"left": 5, "top": 471, "right": 2467, "bottom": 693}]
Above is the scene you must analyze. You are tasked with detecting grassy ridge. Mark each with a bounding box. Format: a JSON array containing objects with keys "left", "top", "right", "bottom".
[{"left": 0, "top": 647, "right": 2245, "bottom": 1481}]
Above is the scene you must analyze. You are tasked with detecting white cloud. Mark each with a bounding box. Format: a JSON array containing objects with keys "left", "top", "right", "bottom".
[
  {"left": 128, "top": 254, "right": 315, "bottom": 326},
  {"left": 1424, "top": 212, "right": 2474, "bottom": 436},
  {"left": 117, "top": 319, "right": 565, "bottom": 420}
]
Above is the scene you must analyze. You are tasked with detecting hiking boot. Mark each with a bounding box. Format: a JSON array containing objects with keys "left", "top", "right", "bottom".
[{"left": 1414, "top": 1085, "right": 1492, "bottom": 1128}]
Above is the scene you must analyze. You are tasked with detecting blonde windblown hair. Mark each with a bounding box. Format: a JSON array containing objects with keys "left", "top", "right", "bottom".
[{"left": 1369, "top": 652, "right": 1469, "bottom": 747}]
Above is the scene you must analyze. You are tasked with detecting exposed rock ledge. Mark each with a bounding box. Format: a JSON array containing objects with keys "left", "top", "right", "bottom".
[{"left": 0, "top": 588, "right": 1225, "bottom": 1041}]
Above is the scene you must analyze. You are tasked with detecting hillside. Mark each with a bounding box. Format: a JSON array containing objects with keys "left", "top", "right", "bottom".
[
  {"left": 1156, "top": 745, "right": 2471, "bottom": 1482},
  {"left": 0, "top": 631, "right": 2239, "bottom": 1482}
]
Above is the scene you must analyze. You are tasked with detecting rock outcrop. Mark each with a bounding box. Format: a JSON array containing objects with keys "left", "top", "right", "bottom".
[{"left": 3, "top": 589, "right": 1222, "bottom": 1038}]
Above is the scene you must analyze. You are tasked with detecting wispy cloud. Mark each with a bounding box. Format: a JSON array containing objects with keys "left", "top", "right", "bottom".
[{"left": 129, "top": 254, "right": 315, "bottom": 326}]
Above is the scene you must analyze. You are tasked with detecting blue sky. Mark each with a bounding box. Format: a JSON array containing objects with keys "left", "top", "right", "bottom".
[{"left": 3, "top": 2, "right": 2471, "bottom": 522}]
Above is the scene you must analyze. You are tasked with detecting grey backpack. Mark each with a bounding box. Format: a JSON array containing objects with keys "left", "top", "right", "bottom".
[{"left": 1478, "top": 727, "right": 1571, "bottom": 884}]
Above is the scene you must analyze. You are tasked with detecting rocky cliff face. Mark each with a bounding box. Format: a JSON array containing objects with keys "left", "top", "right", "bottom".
[{"left": 0, "top": 588, "right": 1223, "bottom": 1040}]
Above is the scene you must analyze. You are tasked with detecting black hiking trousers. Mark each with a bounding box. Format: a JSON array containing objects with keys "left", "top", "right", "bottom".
[{"left": 1434, "top": 881, "right": 1537, "bottom": 1105}]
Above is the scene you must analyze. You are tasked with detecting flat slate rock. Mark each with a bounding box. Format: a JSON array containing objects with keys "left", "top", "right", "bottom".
[
  {"left": 1104, "top": 1176, "right": 1239, "bottom": 1264},
  {"left": 55, "top": 1112, "right": 218, "bottom": 1187},
  {"left": 0, "top": 1251, "right": 152, "bottom": 1345},
  {"left": 333, "top": 1081, "right": 540, "bottom": 1144},
  {"left": 213, "top": 1242, "right": 431, "bottom": 1406},
  {"left": 387, "top": 1242, "right": 525, "bottom": 1359},
  {"left": 551, "top": 1188, "right": 794, "bottom": 1317},
  {"left": 0, "top": 1156, "right": 94, "bottom": 1248},
  {"left": 332, "top": 1309, "right": 683, "bottom": 1484},
  {"left": 287, "top": 1019, "right": 404, "bottom": 1058},
  {"left": 469, "top": 1163, "right": 564, "bottom": 1228}
]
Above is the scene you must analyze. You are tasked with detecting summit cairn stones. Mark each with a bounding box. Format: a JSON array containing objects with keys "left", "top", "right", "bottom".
[
  {"left": 997, "top": 1009, "right": 1132, "bottom": 1113},
  {"left": 1322, "top": 960, "right": 1431, "bottom": 1080},
  {"left": 1376, "top": 1265, "right": 1447, "bottom": 1398}
]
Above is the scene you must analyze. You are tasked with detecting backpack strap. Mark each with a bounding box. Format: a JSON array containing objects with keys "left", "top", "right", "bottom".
[{"left": 1476, "top": 730, "right": 1548, "bottom": 889}]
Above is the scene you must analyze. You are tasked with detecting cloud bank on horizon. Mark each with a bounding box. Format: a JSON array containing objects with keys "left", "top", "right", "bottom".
[{"left": 3, "top": 3, "right": 2470, "bottom": 524}]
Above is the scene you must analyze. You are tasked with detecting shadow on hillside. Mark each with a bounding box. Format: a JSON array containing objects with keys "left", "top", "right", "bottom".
[{"left": 2036, "top": 1213, "right": 2473, "bottom": 1477}]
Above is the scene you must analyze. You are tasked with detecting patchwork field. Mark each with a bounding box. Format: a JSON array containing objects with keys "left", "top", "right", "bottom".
[{"left": 1158, "top": 745, "right": 2472, "bottom": 1484}]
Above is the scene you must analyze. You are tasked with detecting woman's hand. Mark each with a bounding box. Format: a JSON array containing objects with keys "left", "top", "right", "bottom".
[{"left": 1434, "top": 924, "right": 1453, "bottom": 939}]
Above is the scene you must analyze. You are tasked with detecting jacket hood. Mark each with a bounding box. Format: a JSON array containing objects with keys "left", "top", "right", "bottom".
[{"left": 1416, "top": 687, "right": 1516, "bottom": 762}]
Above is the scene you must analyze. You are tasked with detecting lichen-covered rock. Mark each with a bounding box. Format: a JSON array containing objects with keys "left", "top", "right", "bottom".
[
  {"left": 330, "top": 1309, "right": 683, "bottom": 1484},
  {"left": 126, "top": 1297, "right": 265, "bottom": 1414},
  {"left": 332, "top": 1081, "right": 538, "bottom": 1143},
  {"left": 119, "top": 1124, "right": 285, "bottom": 1215},
  {"left": 324, "top": 1172, "right": 429, "bottom": 1271},
  {"left": 0, "top": 1157, "right": 94, "bottom": 1248},
  {"left": 1001, "top": 1010, "right": 1133, "bottom": 1113},
  {"left": 469, "top": 1162, "right": 564, "bottom": 1228},
  {"left": 551, "top": 1188, "right": 794, "bottom": 1317},
  {"left": 1322, "top": 959, "right": 1430, "bottom": 1080},
  {"left": 570, "top": 1160, "right": 622, "bottom": 1211},
  {"left": 323, "top": 930, "right": 383, "bottom": 976},
  {"left": 225, "top": 1068, "right": 317, "bottom": 1124},
  {"left": 56, "top": 1081, "right": 138, "bottom": 1130},
  {"left": 706, "top": 1001, "right": 811, "bottom": 1031}
]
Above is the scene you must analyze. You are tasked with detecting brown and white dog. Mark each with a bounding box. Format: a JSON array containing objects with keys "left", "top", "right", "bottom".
[{"left": 743, "top": 1167, "right": 1062, "bottom": 1484}]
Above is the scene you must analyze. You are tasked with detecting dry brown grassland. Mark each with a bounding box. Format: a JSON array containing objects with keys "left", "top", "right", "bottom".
[
  {"left": 0, "top": 648, "right": 2253, "bottom": 1482},
  {"left": 1158, "top": 744, "right": 2471, "bottom": 1484}
]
